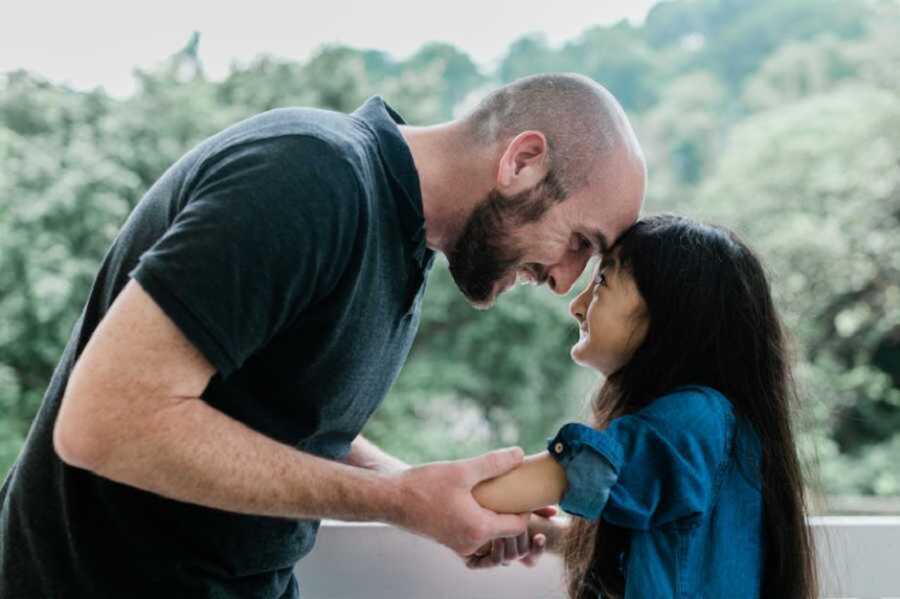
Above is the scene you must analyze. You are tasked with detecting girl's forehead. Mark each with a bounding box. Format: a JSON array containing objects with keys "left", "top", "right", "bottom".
[{"left": 600, "top": 251, "right": 620, "bottom": 271}]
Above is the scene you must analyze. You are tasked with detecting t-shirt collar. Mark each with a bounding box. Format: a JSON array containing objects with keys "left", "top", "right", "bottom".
[{"left": 352, "top": 96, "right": 433, "bottom": 270}]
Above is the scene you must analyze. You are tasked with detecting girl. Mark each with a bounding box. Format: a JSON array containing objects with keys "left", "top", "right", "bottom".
[{"left": 473, "top": 214, "right": 817, "bottom": 598}]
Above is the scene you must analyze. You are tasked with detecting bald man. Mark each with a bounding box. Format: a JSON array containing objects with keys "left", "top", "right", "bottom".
[{"left": 0, "top": 73, "right": 645, "bottom": 598}]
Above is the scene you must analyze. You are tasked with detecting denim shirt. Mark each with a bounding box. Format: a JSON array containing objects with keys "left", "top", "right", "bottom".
[{"left": 547, "top": 386, "right": 763, "bottom": 598}]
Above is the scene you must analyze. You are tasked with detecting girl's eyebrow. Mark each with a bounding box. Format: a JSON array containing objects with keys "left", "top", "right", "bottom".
[{"left": 600, "top": 252, "right": 619, "bottom": 272}]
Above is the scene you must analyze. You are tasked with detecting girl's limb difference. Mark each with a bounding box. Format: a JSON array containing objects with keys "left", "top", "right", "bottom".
[
  {"left": 466, "top": 452, "right": 570, "bottom": 567},
  {"left": 472, "top": 451, "right": 568, "bottom": 513}
]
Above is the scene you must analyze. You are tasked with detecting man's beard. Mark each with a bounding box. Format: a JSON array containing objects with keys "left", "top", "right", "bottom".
[{"left": 447, "top": 183, "right": 556, "bottom": 309}]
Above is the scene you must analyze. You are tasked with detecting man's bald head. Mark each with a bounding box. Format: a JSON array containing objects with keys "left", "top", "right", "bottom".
[
  {"left": 442, "top": 73, "right": 645, "bottom": 308},
  {"left": 462, "top": 73, "right": 643, "bottom": 200}
]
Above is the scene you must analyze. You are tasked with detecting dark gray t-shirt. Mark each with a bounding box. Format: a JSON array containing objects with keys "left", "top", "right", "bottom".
[{"left": 0, "top": 97, "right": 433, "bottom": 598}]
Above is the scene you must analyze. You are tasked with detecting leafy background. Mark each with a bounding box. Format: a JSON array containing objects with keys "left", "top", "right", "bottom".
[{"left": 2, "top": 0, "right": 898, "bottom": 511}]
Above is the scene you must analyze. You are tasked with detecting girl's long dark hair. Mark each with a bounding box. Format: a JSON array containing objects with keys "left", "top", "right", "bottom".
[{"left": 562, "top": 214, "right": 817, "bottom": 599}]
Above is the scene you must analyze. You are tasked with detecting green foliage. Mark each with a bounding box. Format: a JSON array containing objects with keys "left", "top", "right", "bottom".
[
  {"left": 690, "top": 85, "right": 900, "bottom": 494},
  {"left": 701, "top": 0, "right": 866, "bottom": 88},
  {"left": 641, "top": 70, "right": 728, "bottom": 186},
  {"left": 641, "top": 0, "right": 867, "bottom": 89},
  {"left": 498, "top": 24, "right": 661, "bottom": 112},
  {"left": 1, "top": 0, "right": 898, "bottom": 502},
  {"left": 497, "top": 35, "right": 566, "bottom": 84}
]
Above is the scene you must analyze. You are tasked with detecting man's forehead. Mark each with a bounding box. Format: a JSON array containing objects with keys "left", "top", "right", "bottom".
[
  {"left": 575, "top": 203, "right": 638, "bottom": 257},
  {"left": 582, "top": 147, "right": 645, "bottom": 242},
  {"left": 572, "top": 192, "right": 620, "bottom": 251}
]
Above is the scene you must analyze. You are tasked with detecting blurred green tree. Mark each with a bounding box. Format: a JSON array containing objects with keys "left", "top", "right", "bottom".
[
  {"left": 693, "top": 86, "right": 900, "bottom": 495},
  {"left": 1, "top": 3, "right": 898, "bottom": 507}
]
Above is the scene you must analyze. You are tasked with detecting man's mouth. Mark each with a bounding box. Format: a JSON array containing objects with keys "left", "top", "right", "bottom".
[
  {"left": 498, "top": 272, "right": 517, "bottom": 295},
  {"left": 493, "top": 266, "right": 546, "bottom": 300},
  {"left": 522, "top": 265, "right": 547, "bottom": 286}
]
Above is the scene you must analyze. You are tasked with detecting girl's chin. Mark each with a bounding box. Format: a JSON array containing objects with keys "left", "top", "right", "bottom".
[
  {"left": 571, "top": 342, "right": 613, "bottom": 375},
  {"left": 570, "top": 341, "right": 596, "bottom": 368}
]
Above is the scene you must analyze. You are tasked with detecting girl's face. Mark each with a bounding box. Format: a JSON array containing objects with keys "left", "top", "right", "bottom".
[{"left": 569, "top": 256, "right": 649, "bottom": 376}]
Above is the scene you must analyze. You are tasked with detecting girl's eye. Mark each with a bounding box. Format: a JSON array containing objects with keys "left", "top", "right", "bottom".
[{"left": 593, "top": 271, "right": 607, "bottom": 287}]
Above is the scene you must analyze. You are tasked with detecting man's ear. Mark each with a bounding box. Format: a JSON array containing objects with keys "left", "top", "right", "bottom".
[{"left": 496, "top": 131, "right": 549, "bottom": 194}]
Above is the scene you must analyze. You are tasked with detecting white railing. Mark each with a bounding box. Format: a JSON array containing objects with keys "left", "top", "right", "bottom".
[{"left": 295, "top": 517, "right": 900, "bottom": 598}]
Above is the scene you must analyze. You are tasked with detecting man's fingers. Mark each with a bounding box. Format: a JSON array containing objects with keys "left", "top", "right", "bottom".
[
  {"left": 520, "top": 534, "right": 546, "bottom": 568},
  {"left": 503, "top": 536, "right": 518, "bottom": 562},
  {"left": 491, "top": 538, "right": 506, "bottom": 565},
  {"left": 473, "top": 541, "right": 491, "bottom": 557},
  {"left": 489, "top": 512, "right": 530, "bottom": 538},
  {"left": 515, "top": 531, "right": 529, "bottom": 555},
  {"left": 466, "top": 530, "right": 545, "bottom": 570},
  {"left": 533, "top": 505, "right": 557, "bottom": 518},
  {"left": 465, "top": 447, "right": 524, "bottom": 485}
]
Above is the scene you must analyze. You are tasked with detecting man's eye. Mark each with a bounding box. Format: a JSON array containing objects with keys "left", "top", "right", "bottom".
[{"left": 577, "top": 235, "right": 592, "bottom": 251}]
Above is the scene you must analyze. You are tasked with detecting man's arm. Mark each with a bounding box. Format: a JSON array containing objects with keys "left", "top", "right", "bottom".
[
  {"left": 345, "top": 435, "right": 409, "bottom": 473},
  {"left": 54, "top": 279, "right": 529, "bottom": 555}
]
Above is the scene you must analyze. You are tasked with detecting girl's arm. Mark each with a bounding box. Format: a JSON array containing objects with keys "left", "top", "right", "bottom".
[
  {"left": 473, "top": 451, "right": 568, "bottom": 513},
  {"left": 471, "top": 452, "right": 571, "bottom": 557}
]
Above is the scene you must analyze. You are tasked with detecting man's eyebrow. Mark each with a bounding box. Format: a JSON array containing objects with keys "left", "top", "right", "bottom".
[{"left": 589, "top": 230, "right": 610, "bottom": 254}]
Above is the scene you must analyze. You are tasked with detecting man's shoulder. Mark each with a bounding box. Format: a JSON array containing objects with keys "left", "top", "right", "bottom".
[
  {"left": 207, "top": 107, "right": 367, "bottom": 167},
  {"left": 184, "top": 108, "right": 370, "bottom": 205}
]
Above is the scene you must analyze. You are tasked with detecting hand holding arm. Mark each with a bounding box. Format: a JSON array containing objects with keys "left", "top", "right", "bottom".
[
  {"left": 473, "top": 451, "right": 568, "bottom": 513},
  {"left": 464, "top": 451, "right": 570, "bottom": 568},
  {"left": 54, "top": 280, "right": 529, "bottom": 556}
]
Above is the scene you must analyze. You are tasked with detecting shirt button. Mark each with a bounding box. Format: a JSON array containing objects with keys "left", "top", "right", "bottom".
[{"left": 554, "top": 442, "right": 565, "bottom": 454}]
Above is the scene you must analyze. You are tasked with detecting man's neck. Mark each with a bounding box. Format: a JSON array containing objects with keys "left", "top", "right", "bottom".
[{"left": 399, "top": 123, "right": 495, "bottom": 254}]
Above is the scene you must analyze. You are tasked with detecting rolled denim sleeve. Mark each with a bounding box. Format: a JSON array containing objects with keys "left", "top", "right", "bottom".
[
  {"left": 547, "top": 423, "right": 623, "bottom": 521},
  {"left": 546, "top": 387, "right": 736, "bottom": 529}
]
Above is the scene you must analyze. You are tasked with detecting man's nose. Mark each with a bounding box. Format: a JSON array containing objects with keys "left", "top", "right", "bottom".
[
  {"left": 547, "top": 254, "right": 589, "bottom": 295},
  {"left": 569, "top": 295, "right": 585, "bottom": 323}
]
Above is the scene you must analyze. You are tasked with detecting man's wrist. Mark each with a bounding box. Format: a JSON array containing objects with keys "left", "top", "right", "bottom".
[{"left": 365, "top": 468, "right": 409, "bottom": 526}]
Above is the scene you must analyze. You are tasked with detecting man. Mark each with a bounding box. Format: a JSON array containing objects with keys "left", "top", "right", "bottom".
[{"left": 0, "top": 73, "right": 644, "bottom": 597}]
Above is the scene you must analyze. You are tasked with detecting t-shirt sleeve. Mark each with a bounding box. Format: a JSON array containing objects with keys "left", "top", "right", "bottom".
[
  {"left": 547, "top": 387, "right": 735, "bottom": 529},
  {"left": 130, "top": 135, "right": 360, "bottom": 379}
]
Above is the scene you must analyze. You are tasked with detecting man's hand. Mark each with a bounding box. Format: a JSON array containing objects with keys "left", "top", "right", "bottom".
[
  {"left": 465, "top": 506, "right": 560, "bottom": 569},
  {"left": 344, "top": 435, "right": 409, "bottom": 473},
  {"left": 390, "top": 447, "right": 531, "bottom": 557}
]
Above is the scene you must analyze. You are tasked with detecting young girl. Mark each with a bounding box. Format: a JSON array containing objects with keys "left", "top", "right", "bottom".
[{"left": 473, "top": 214, "right": 817, "bottom": 598}]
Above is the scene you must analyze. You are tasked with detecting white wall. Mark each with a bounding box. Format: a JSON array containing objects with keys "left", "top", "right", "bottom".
[{"left": 295, "top": 518, "right": 900, "bottom": 598}]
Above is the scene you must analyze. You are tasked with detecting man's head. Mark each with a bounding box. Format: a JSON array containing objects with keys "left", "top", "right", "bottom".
[{"left": 448, "top": 73, "right": 646, "bottom": 309}]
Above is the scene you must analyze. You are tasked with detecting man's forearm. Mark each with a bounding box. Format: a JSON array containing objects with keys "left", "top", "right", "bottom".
[
  {"left": 53, "top": 280, "right": 531, "bottom": 557},
  {"left": 345, "top": 435, "right": 410, "bottom": 472},
  {"left": 75, "top": 396, "right": 404, "bottom": 524}
]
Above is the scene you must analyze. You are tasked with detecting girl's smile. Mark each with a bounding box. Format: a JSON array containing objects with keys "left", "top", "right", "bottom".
[{"left": 569, "top": 256, "right": 649, "bottom": 376}]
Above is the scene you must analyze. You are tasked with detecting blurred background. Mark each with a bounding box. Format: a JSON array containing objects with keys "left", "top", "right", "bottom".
[{"left": 1, "top": 0, "right": 898, "bottom": 513}]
